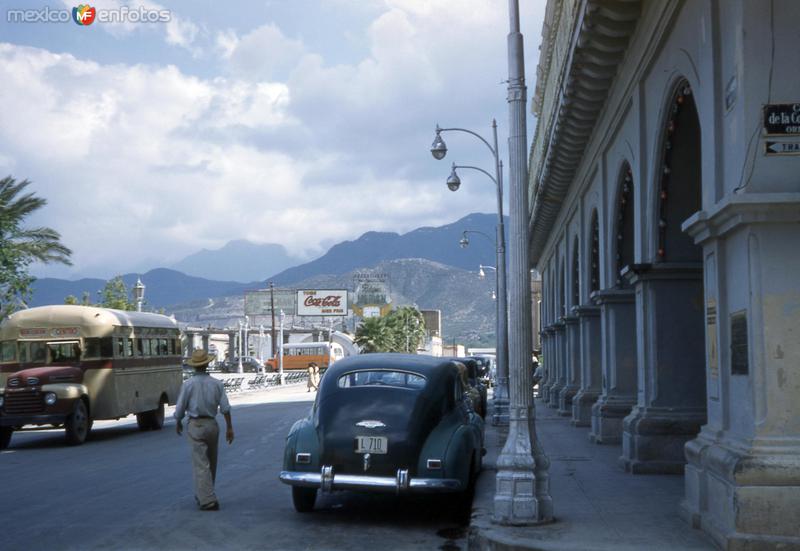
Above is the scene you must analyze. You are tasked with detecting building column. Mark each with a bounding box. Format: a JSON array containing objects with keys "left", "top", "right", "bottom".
[
  {"left": 184, "top": 332, "right": 195, "bottom": 356},
  {"left": 571, "top": 304, "right": 601, "bottom": 427},
  {"left": 539, "top": 328, "right": 554, "bottom": 402},
  {"left": 589, "top": 289, "right": 637, "bottom": 444},
  {"left": 620, "top": 263, "right": 706, "bottom": 474},
  {"left": 201, "top": 333, "right": 209, "bottom": 353},
  {"left": 558, "top": 315, "right": 580, "bottom": 417},
  {"left": 680, "top": 198, "right": 800, "bottom": 548},
  {"left": 547, "top": 321, "right": 566, "bottom": 408},
  {"left": 227, "top": 332, "right": 236, "bottom": 361}
]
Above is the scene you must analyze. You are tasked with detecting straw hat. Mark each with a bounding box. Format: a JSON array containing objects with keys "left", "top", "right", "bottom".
[{"left": 186, "top": 349, "right": 215, "bottom": 368}]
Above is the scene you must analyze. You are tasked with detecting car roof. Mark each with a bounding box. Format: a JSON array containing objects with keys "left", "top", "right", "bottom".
[{"left": 325, "top": 353, "right": 457, "bottom": 379}]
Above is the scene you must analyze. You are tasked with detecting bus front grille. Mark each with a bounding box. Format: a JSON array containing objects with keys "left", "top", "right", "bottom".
[{"left": 4, "top": 391, "right": 45, "bottom": 415}]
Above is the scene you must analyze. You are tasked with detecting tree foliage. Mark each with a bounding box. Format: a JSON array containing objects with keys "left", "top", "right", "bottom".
[
  {"left": 98, "top": 276, "right": 135, "bottom": 311},
  {"left": 355, "top": 307, "right": 426, "bottom": 354},
  {"left": 0, "top": 176, "right": 72, "bottom": 319}
]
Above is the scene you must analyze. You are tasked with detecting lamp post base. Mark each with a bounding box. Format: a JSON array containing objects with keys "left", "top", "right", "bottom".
[
  {"left": 492, "top": 376, "right": 510, "bottom": 426},
  {"left": 493, "top": 406, "right": 553, "bottom": 525}
]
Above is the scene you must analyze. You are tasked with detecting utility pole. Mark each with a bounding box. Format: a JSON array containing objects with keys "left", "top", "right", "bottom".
[
  {"left": 270, "top": 281, "right": 276, "bottom": 358},
  {"left": 493, "top": 0, "right": 553, "bottom": 525}
]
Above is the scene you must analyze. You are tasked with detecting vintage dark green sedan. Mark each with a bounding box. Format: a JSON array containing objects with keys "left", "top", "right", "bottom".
[{"left": 279, "top": 353, "right": 485, "bottom": 512}]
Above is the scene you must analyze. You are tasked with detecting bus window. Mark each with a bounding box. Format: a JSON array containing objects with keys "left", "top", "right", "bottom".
[
  {"left": 148, "top": 338, "right": 157, "bottom": 356},
  {"left": 84, "top": 337, "right": 113, "bottom": 359},
  {"left": 49, "top": 342, "right": 81, "bottom": 363},
  {"left": 1, "top": 341, "right": 16, "bottom": 362},
  {"left": 168, "top": 339, "right": 175, "bottom": 355},
  {"left": 158, "top": 339, "right": 168, "bottom": 356},
  {"left": 16, "top": 342, "right": 50, "bottom": 363},
  {"left": 140, "top": 338, "right": 151, "bottom": 356},
  {"left": 116, "top": 338, "right": 133, "bottom": 358}
]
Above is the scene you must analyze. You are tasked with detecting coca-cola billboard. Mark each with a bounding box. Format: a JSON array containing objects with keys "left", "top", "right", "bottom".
[{"left": 296, "top": 289, "right": 348, "bottom": 317}]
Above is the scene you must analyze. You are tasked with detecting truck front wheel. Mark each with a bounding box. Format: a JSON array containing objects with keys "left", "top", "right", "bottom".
[{"left": 65, "top": 399, "right": 90, "bottom": 445}]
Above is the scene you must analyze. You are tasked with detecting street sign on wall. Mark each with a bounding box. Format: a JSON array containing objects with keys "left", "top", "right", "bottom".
[
  {"left": 296, "top": 289, "right": 348, "bottom": 316},
  {"left": 764, "top": 141, "right": 800, "bottom": 156},
  {"left": 244, "top": 289, "right": 296, "bottom": 316},
  {"left": 763, "top": 103, "right": 800, "bottom": 136}
]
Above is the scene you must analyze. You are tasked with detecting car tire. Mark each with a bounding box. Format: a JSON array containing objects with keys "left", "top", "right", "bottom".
[
  {"left": 65, "top": 399, "right": 90, "bottom": 445},
  {"left": 0, "top": 427, "right": 13, "bottom": 450},
  {"left": 149, "top": 400, "right": 166, "bottom": 430},
  {"left": 291, "top": 486, "right": 317, "bottom": 513}
]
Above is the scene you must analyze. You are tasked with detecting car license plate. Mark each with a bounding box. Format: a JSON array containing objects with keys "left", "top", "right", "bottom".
[{"left": 355, "top": 436, "right": 387, "bottom": 454}]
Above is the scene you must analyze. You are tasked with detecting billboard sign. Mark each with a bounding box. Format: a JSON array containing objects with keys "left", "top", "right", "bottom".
[
  {"left": 296, "top": 289, "right": 348, "bottom": 317},
  {"left": 244, "top": 289, "right": 296, "bottom": 316}
]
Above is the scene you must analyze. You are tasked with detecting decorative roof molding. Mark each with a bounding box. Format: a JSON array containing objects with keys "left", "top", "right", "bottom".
[{"left": 528, "top": 0, "right": 641, "bottom": 264}]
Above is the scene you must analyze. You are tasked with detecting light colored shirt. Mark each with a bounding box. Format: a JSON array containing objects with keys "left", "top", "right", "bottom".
[{"left": 174, "top": 373, "right": 231, "bottom": 421}]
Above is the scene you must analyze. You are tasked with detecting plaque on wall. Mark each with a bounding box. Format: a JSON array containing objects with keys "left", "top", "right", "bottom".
[{"left": 730, "top": 311, "right": 749, "bottom": 376}]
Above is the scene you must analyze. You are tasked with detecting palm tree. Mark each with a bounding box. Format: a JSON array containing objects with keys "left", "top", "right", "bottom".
[
  {"left": 0, "top": 176, "right": 72, "bottom": 318},
  {"left": 354, "top": 317, "right": 396, "bottom": 353}
]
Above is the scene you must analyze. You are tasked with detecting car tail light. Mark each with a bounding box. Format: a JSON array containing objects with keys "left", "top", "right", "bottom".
[
  {"left": 296, "top": 453, "right": 311, "bottom": 464},
  {"left": 426, "top": 459, "right": 442, "bottom": 470}
]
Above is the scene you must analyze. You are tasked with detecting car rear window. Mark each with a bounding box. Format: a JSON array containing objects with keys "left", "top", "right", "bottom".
[{"left": 337, "top": 370, "right": 426, "bottom": 390}]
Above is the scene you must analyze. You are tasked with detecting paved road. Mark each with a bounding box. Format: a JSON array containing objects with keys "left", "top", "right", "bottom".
[{"left": 0, "top": 385, "right": 470, "bottom": 551}]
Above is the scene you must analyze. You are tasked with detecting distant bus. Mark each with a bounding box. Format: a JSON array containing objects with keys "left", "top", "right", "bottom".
[
  {"left": 0, "top": 305, "right": 182, "bottom": 449},
  {"left": 264, "top": 341, "right": 344, "bottom": 372}
]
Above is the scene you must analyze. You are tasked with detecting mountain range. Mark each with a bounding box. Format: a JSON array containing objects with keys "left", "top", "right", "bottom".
[{"left": 28, "top": 212, "right": 506, "bottom": 342}]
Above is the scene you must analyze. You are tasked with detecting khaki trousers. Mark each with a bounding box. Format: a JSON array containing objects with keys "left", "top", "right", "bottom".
[{"left": 187, "top": 417, "right": 219, "bottom": 506}]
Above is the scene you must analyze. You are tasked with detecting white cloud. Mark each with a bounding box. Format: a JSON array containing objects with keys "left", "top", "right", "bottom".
[{"left": 3, "top": 0, "right": 546, "bottom": 279}]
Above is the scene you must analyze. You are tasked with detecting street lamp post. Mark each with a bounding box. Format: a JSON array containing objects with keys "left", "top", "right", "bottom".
[
  {"left": 237, "top": 321, "right": 244, "bottom": 374},
  {"left": 278, "top": 310, "right": 286, "bottom": 385},
  {"left": 431, "top": 121, "right": 510, "bottom": 426},
  {"left": 133, "top": 277, "right": 145, "bottom": 312},
  {"left": 493, "top": 0, "right": 552, "bottom": 525},
  {"left": 269, "top": 282, "right": 277, "bottom": 358}
]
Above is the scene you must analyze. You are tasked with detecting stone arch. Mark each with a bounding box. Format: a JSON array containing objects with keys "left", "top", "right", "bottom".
[
  {"left": 654, "top": 79, "right": 702, "bottom": 262},
  {"left": 571, "top": 235, "right": 580, "bottom": 307},
  {"left": 589, "top": 210, "right": 600, "bottom": 293},
  {"left": 613, "top": 162, "right": 635, "bottom": 287}
]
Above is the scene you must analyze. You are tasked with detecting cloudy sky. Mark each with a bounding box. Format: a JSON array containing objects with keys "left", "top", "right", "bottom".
[{"left": 0, "top": 0, "right": 545, "bottom": 279}]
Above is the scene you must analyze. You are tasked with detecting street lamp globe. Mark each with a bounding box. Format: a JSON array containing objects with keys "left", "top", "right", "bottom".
[
  {"left": 479, "top": 265, "right": 486, "bottom": 279},
  {"left": 133, "top": 277, "right": 145, "bottom": 312},
  {"left": 447, "top": 164, "right": 461, "bottom": 191},
  {"left": 430, "top": 127, "right": 447, "bottom": 160},
  {"left": 459, "top": 236, "right": 469, "bottom": 248}
]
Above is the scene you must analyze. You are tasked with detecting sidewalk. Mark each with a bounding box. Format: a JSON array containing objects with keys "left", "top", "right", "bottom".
[{"left": 469, "top": 399, "right": 716, "bottom": 550}]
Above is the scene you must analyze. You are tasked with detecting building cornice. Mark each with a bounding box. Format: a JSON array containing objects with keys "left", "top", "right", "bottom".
[{"left": 528, "top": 0, "right": 642, "bottom": 264}]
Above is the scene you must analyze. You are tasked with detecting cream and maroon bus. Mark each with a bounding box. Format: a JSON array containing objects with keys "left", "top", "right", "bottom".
[{"left": 0, "top": 305, "right": 182, "bottom": 449}]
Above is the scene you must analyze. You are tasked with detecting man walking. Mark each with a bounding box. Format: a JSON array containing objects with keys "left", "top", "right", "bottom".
[{"left": 175, "top": 349, "right": 235, "bottom": 511}]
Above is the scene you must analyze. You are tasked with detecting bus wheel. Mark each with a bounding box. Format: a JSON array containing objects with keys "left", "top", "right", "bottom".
[
  {"left": 0, "top": 427, "right": 13, "bottom": 450},
  {"left": 65, "top": 399, "right": 90, "bottom": 445},
  {"left": 136, "top": 412, "right": 151, "bottom": 431},
  {"left": 149, "top": 399, "right": 166, "bottom": 430}
]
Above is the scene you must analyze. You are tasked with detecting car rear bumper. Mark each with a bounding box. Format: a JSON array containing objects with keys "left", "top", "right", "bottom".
[{"left": 280, "top": 466, "right": 463, "bottom": 494}]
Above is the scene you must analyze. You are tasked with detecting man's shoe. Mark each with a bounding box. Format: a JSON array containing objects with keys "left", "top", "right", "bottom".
[{"left": 199, "top": 501, "right": 220, "bottom": 511}]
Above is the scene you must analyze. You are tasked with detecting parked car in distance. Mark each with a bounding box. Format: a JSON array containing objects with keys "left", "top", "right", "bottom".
[
  {"left": 455, "top": 357, "right": 488, "bottom": 418},
  {"left": 469, "top": 355, "right": 494, "bottom": 387},
  {"left": 279, "top": 353, "right": 485, "bottom": 513},
  {"left": 220, "top": 356, "right": 270, "bottom": 373}
]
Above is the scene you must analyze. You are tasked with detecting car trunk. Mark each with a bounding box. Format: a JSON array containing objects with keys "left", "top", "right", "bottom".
[{"left": 317, "top": 387, "right": 439, "bottom": 477}]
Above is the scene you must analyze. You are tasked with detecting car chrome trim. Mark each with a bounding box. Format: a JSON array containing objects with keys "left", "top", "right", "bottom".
[
  {"left": 279, "top": 469, "right": 462, "bottom": 494},
  {"left": 321, "top": 465, "right": 334, "bottom": 493},
  {"left": 363, "top": 453, "right": 371, "bottom": 472},
  {"left": 355, "top": 420, "right": 386, "bottom": 429}
]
